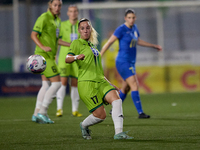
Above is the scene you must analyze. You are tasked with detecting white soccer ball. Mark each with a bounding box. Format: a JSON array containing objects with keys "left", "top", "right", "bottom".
[{"left": 26, "top": 55, "right": 46, "bottom": 74}]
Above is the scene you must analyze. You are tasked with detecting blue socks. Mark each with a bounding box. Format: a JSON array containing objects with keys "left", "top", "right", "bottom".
[
  {"left": 131, "top": 91, "right": 143, "bottom": 114},
  {"left": 119, "top": 90, "right": 127, "bottom": 102}
]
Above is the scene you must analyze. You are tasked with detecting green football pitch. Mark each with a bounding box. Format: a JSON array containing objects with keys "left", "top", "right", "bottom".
[{"left": 0, "top": 92, "right": 199, "bottom": 150}]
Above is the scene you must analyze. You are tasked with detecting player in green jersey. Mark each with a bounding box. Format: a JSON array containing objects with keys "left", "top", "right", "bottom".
[
  {"left": 65, "top": 18, "right": 133, "bottom": 140},
  {"left": 31, "top": 0, "right": 71, "bottom": 124},
  {"left": 56, "top": 5, "right": 82, "bottom": 117}
]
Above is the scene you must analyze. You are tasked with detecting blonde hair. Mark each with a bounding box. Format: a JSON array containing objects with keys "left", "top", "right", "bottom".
[
  {"left": 78, "top": 18, "right": 99, "bottom": 46},
  {"left": 89, "top": 26, "right": 99, "bottom": 46}
]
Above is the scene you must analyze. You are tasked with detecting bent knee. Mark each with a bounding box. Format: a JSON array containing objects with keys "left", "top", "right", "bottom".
[
  {"left": 93, "top": 110, "right": 106, "bottom": 120},
  {"left": 97, "top": 112, "right": 106, "bottom": 120},
  {"left": 124, "top": 86, "right": 130, "bottom": 93},
  {"left": 100, "top": 115, "right": 106, "bottom": 120}
]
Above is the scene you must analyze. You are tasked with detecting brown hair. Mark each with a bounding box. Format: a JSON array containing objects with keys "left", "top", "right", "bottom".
[{"left": 125, "top": 9, "right": 135, "bottom": 16}]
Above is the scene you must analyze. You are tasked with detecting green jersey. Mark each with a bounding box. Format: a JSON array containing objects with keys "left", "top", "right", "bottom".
[
  {"left": 60, "top": 20, "right": 79, "bottom": 43},
  {"left": 58, "top": 20, "right": 80, "bottom": 77},
  {"left": 68, "top": 38, "right": 104, "bottom": 82},
  {"left": 33, "top": 11, "right": 61, "bottom": 59},
  {"left": 58, "top": 20, "right": 79, "bottom": 64}
]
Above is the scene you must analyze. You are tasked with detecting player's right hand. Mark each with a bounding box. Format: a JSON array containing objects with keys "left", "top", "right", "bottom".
[{"left": 42, "top": 46, "right": 52, "bottom": 52}]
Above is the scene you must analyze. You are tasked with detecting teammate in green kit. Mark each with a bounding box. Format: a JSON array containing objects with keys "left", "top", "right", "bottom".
[
  {"left": 56, "top": 5, "right": 82, "bottom": 117},
  {"left": 65, "top": 18, "right": 133, "bottom": 140},
  {"left": 31, "top": 0, "right": 71, "bottom": 124}
]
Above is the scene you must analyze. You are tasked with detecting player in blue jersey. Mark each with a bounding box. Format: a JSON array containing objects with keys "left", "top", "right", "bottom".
[{"left": 101, "top": 9, "right": 162, "bottom": 119}]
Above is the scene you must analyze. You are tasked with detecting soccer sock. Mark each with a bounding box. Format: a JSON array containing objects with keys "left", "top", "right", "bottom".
[
  {"left": 111, "top": 99, "right": 123, "bottom": 135},
  {"left": 81, "top": 114, "right": 104, "bottom": 128},
  {"left": 33, "top": 81, "right": 50, "bottom": 116},
  {"left": 71, "top": 86, "right": 80, "bottom": 112},
  {"left": 39, "top": 82, "right": 61, "bottom": 115},
  {"left": 119, "top": 90, "right": 127, "bottom": 102},
  {"left": 56, "top": 84, "right": 66, "bottom": 110},
  {"left": 131, "top": 91, "right": 143, "bottom": 114}
]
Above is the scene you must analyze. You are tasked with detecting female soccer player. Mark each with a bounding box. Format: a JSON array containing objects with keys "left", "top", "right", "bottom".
[
  {"left": 101, "top": 9, "right": 162, "bottom": 118},
  {"left": 56, "top": 5, "right": 82, "bottom": 117},
  {"left": 31, "top": 0, "right": 70, "bottom": 124},
  {"left": 65, "top": 18, "right": 133, "bottom": 140}
]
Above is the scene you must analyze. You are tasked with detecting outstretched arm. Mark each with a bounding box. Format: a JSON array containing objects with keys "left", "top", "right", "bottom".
[
  {"left": 65, "top": 54, "right": 85, "bottom": 63},
  {"left": 100, "top": 35, "right": 118, "bottom": 56},
  {"left": 137, "top": 38, "right": 162, "bottom": 51}
]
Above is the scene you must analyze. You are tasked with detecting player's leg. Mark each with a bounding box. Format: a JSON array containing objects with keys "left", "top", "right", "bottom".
[
  {"left": 109, "top": 81, "right": 130, "bottom": 115},
  {"left": 116, "top": 61, "right": 150, "bottom": 118},
  {"left": 37, "top": 75, "right": 61, "bottom": 124},
  {"left": 115, "top": 61, "right": 131, "bottom": 102},
  {"left": 32, "top": 76, "right": 50, "bottom": 122},
  {"left": 105, "top": 89, "right": 133, "bottom": 139},
  {"left": 119, "top": 80, "right": 130, "bottom": 102},
  {"left": 36, "top": 57, "right": 61, "bottom": 124},
  {"left": 71, "top": 77, "right": 82, "bottom": 117},
  {"left": 78, "top": 81, "right": 105, "bottom": 139},
  {"left": 109, "top": 61, "right": 129, "bottom": 115},
  {"left": 56, "top": 48, "right": 69, "bottom": 117},
  {"left": 126, "top": 75, "right": 150, "bottom": 119},
  {"left": 80, "top": 105, "right": 105, "bottom": 140},
  {"left": 56, "top": 76, "right": 68, "bottom": 117}
]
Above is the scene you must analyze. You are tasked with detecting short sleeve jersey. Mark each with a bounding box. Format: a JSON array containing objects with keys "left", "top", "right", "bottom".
[
  {"left": 68, "top": 38, "right": 104, "bottom": 82},
  {"left": 33, "top": 11, "right": 62, "bottom": 58},
  {"left": 59, "top": 20, "right": 80, "bottom": 56},
  {"left": 114, "top": 24, "right": 140, "bottom": 63}
]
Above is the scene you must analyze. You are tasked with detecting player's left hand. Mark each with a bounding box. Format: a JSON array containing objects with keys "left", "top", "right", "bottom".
[
  {"left": 155, "top": 45, "right": 162, "bottom": 51},
  {"left": 77, "top": 54, "right": 85, "bottom": 60}
]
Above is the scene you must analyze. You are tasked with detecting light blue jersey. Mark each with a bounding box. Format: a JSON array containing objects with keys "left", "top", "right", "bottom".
[{"left": 114, "top": 24, "right": 140, "bottom": 63}]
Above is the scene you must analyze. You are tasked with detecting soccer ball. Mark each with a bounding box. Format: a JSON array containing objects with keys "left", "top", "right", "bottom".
[{"left": 26, "top": 55, "right": 46, "bottom": 74}]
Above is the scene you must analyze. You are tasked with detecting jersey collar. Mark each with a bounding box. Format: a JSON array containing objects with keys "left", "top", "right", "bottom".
[
  {"left": 124, "top": 23, "right": 135, "bottom": 30},
  {"left": 47, "top": 10, "right": 58, "bottom": 19},
  {"left": 79, "top": 38, "right": 89, "bottom": 45},
  {"left": 67, "top": 20, "right": 79, "bottom": 26}
]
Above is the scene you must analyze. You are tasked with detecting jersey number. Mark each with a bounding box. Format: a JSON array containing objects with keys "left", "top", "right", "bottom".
[
  {"left": 91, "top": 95, "right": 98, "bottom": 104},
  {"left": 130, "top": 39, "right": 136, "bottom": 48},
  {"left": 129, "top": 67, "right": 135, "bottom": 74},
  {"left": 51, "top": 66, "right": 57, "bottom": 73}
]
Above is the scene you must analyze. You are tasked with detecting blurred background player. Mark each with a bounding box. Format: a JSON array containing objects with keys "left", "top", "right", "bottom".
[
  {"left": 56, "top": 5, "right": 82, "bottom": 117},
  {"left": 31, "top": 0, "right": 71, "bottom": 124},
  {"left": 101, "top": 9, "right": 162, "bottom": 119},
  {"left": 101, "top": 31, "right": 122, "bottom": 88},
  {"left": 65, "top": 18, "right": 133, "bottom": 140}
]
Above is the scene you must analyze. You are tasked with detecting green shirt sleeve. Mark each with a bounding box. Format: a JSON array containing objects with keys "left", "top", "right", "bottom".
[
  {"left": 68, "top": 40, "right": 80, "bottom": 56},
  {"left": 33, "top": 15, "right": 45, "bottom": 34}
]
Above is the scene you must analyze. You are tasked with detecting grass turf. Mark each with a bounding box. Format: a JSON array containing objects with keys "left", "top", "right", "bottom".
[{"left": 0, "top": 92, "right": 199, "bottom": 150}]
